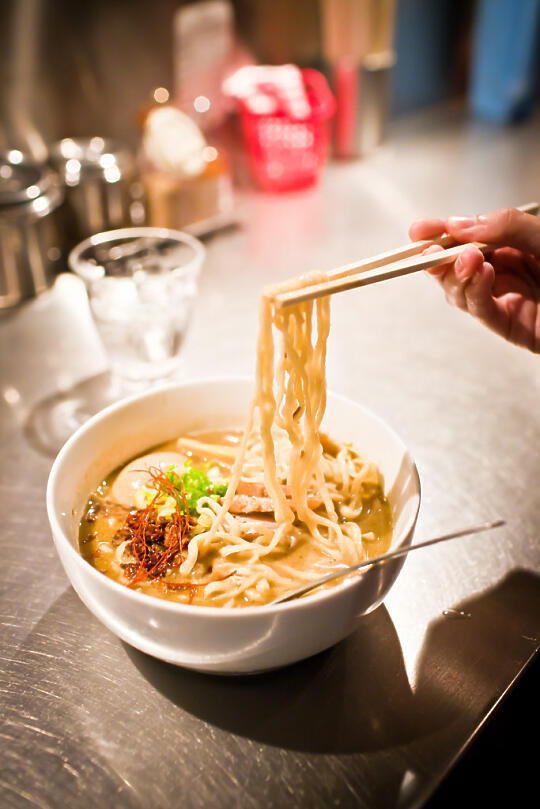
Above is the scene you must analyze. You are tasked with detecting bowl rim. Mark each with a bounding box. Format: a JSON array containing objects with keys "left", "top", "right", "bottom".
[{"left": 46, "top": 375, "right": 421, "bottom": 618}]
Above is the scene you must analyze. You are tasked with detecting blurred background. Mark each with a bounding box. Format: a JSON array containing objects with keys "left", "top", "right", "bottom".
[
  {"left": 2, "top": 0, "right": 540, "bottom": 154},
  {"left": 1, "top": 0, "right": 539, "bottom": 309},
  {"left": 1, "top": 0, "right": 540, "bottom": 306}
]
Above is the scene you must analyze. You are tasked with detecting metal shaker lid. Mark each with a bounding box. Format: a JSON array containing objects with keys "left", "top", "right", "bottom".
[
  {"left": 0, "top": 151, "right": 64, "bottom": 218},
  {"left": 50, "top": 137, "right": 136, "bottom": 186}
]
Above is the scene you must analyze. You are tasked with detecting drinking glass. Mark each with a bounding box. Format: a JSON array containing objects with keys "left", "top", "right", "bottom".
[
  {"left": 69, "top": 227, "right": 205, "bottom": 387},
  {"left": 25, "top": 228, "right": 204, "bottom": 457}
]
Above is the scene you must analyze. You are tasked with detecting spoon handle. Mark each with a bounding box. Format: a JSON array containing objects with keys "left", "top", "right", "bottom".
[{"left": 269, "top": 519, "right": 506, "bottom": 605}]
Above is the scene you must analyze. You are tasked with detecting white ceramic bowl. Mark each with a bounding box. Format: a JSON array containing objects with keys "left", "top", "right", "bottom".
[{"left": 46, "top": 377, "right": 420, "bottom": 674}]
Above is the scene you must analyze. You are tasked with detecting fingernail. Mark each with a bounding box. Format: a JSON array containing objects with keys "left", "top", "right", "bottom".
[{"left": 448, "top": 215, "right": 477, "bottom": 229}]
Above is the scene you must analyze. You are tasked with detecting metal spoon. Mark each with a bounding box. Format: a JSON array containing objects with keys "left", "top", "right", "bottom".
[{"left": 268, "top": 519, "right": 506, "bottom": 605}]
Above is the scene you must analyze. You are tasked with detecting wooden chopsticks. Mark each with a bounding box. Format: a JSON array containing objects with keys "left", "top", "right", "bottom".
[{"left": 273, "top": 201, "right": 539, "bottom": 308}]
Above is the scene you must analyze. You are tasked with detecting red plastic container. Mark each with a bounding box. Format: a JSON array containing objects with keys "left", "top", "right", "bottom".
[{"left": 239, "top": 69, "right": 336, "bottom": 192}]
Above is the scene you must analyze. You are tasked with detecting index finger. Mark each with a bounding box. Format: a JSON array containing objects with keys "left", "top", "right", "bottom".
[
  {"left": 447, "top": 208, "right": 540, "bottom": 256},
  {"left": 408, "top": 218, "right": 447, "bottom": 241}
]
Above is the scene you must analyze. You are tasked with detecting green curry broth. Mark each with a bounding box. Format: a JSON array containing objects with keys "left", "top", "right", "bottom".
[{"left": 79, "top": 430, "right": 393, "bottom": 606}]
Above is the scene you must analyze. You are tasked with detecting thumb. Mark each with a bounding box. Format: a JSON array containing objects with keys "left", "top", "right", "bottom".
[{"left": 446, "top": 208, "right": 540, "bottom": 256}]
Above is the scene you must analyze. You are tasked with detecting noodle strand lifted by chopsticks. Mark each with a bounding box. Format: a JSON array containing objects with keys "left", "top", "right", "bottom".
[{"left": 196, "top": 273, "right": 369, "bottom": 597}]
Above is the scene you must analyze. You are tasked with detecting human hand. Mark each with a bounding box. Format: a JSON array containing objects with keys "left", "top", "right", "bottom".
[{"left": 409, "top": 208, "right": 540, "bottom": 353}]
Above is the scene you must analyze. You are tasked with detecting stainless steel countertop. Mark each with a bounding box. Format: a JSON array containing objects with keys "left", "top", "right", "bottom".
[{"left": 1, "top": 105, "right": 539, "bottom": 809}]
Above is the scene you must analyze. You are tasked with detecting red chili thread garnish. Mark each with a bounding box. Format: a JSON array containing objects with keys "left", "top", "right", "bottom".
[
  {"left": 124, "top": 466, "right": 191, "bottom": 587},
  {"left": 121, "top": 466, "right": 235, "bottom": 597}
]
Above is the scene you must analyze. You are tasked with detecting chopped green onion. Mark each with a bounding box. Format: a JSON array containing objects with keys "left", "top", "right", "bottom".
[{"left": 135, "top": 463, "right": 228, "bottom": 519}]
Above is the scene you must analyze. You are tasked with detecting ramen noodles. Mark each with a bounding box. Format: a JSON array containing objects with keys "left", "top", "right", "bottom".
[{"left": 79, "top": 276, "right": 393, "bottom": 606}]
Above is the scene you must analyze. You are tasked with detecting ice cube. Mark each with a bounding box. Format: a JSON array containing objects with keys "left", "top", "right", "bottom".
[{"left": 89, "top": 277, "right": 138, "bottom": 322}]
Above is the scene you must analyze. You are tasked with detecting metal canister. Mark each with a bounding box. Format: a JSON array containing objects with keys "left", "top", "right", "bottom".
[
  {"left": 50, "top": 137, "right": 142, "bottom": 241},
  {"left": 0, "top": 151, "right": 65, "bottom": 309}
]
